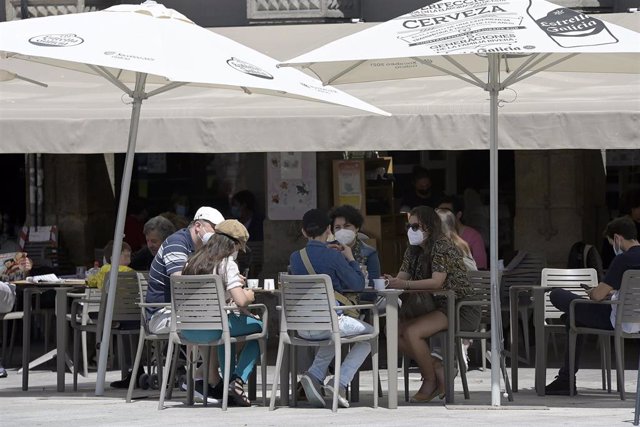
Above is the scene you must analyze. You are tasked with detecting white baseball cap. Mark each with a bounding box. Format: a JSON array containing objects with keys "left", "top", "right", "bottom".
[{"left": 193, "top": 206, "right": 225, "bottom": 225}]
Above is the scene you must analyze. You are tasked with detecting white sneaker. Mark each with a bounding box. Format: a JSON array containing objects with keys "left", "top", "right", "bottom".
[
  {"left": 300, "top": 373, "right": 326, "bottom": 408},
  {"left": 323, "top": 383, "right": 349, "bottom": 408}
]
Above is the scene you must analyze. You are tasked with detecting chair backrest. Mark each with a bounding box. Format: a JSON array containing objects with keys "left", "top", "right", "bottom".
[
  {"left": 466, "top": 270, "right": 494, "bottom": 325},
  {"left": 500, "top": 251, "right": 546, "bottom": 305},
  {"left": 100, "top": 271, "right": 143, "bottom": 323},
  {"left": 615, "top": 269, "right": 640, "bottom": 331},
  {"left": 136, "top": 271, "right": 152, "bottom": 334},
  {"left": 280, "top": 274, "right": 338, "bottom": 334},
  {"left": 541, "top": 268, "right": 598, "bottom": 321},
  {"left": 169, "top": 274, "right": 228, "bottom": 335}
]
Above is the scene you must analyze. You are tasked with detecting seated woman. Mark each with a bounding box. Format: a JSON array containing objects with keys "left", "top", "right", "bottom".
[
  {"left": 436, "top": 208, "right": 477, "bottom": 272},
  {"left": 329, "top": 204, "right": 380, "bottom": 287},
  {"left": 384, "top": 206, "right": 480, "bottom": 402},
  {"left": 181, "top": 219, "right": 262, "bottom": 407}
]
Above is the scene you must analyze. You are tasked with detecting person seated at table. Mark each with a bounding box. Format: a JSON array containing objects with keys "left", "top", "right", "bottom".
[
  {"left": 330, "top": 204, "right": 380, "bottom": 288},
  {"left": 545, "top": 217, "right": 640, "bottom": 395},
  {"left": 129, "top": 215, "right": 176, "bottom": 271},
  {"left": 289, "top": 208, "right": 371, "bottom": 409},
  {"left": 383, "top": 206, "right": 480, "bottom": 402},
  {"left": 0, "top": 254, "right": 32, "bottom": 378},
  {"left": 181, "top": 219, "right": 261, "bottom": 407},
  {"left": 87, "top": 241, "right": 134, "bottom": 289}
]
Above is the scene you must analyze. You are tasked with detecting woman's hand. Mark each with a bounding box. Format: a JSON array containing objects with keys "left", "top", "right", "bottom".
[
  {"left": 19, "top": 255, "right": 33, "bottom": 273},
  {"left": 384, "top": 274, "right": 405, "bottom": 289}
]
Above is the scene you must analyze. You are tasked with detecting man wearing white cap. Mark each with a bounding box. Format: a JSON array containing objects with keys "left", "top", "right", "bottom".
[{"left": 146, "top": 206, "right": 224, "bottom": 333}]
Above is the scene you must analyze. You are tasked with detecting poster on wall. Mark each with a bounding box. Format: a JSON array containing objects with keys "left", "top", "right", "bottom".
[{"left": 267, "top": 152, "right": 316, "bottom": 220}]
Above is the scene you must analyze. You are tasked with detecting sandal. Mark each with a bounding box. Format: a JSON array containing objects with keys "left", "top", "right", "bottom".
[{"left": 228, "top": 378, "right": 251, "bottom": 407}]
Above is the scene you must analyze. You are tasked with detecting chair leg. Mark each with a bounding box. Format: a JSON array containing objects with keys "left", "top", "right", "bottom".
[
  {"left": 154, "top": 340, "right": 164, "bottom": 395},
  {"left": 2, "top": 320, "right": 8, "bottom": 364},
  {"left": 599, "top": 336, "right": 606, "bottom": 391},
  {"left": 615, "top": 337, "right": 625, "bottom": 400},
  {"left": 605, "top": 337, "right": 612, "bottom": 393},
  {"left": 480, "top": 327, "right": 487, "bottom": 372},
  {"left": 372, "top": 338, "right": 379, "bottom": 409},
  {"left": 166, "top": 343, "right": 180, "bottom": 401},
  {"left": 269, "top": 339, "right": 285, "bottom": 411},
  {"left": 126, "top": 329, "right": 145, "bottom": 403},
  {"left": 633, "top": 351, "right": 640, "bottom": 426},
  {"left": 73, "top": 328, "right": 80, "bottom": 391},
  {"left": 186, "top": 347, "right": 195, "bottom": 406},
  {"left": 291, "top": 346, "right": 298, "bottom": 407},
  {"left": 332, "top": 340, "right": 341, "bottom": 413},
  {"left": 457, "top": 338, "right": 470, "bottom": 400},
  {"left": 403, "top": 355, "right": 410, "bottom": 402},
  {"left": 222, "top": 342, "right": 231, "bottom": 411},
  {"left": 157, "top": 339, "right": 174, "bottom": 410},
  {"left": 568, "top": 330, "right": 577, "bottom": 397},
  {"left": 9, "top": 319, "right": 17, "bottom": 366},
  {"left": 520, "top": 308, "right": 531, "bottom": 365},
  {"left": 259, "top": 338, "right": 267, "bottom": 406},
  {"left": 117, "top": 335, "right": 126, "bottom": 378}
]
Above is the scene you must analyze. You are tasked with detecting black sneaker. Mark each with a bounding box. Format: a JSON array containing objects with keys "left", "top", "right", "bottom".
[
  {"left": 545, "top": 376, "right": 577, "bottom": 396},
  {"left": 110, "top": 366, "right": 144, "bottom": 389},
  {"left": 189, "top": 380, "right": 221, "bottom": 404}
]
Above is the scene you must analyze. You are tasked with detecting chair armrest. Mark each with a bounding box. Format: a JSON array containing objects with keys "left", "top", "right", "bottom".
[
  {"left": 69, "top": 299, "right": 84, "bottom": 327},
  {"left": 137, "top": 302, "right": 171, "bottom": 308},
  {"left": 331, "top": 304, "right": 379, "bottom": 333},
  {"left": 569, "top": 298, "right": 617, "bottom": 330}
]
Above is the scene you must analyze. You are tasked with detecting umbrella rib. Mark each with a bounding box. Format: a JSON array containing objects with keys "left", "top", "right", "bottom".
[
  {"left": 146, "top": 81, "right": 188, "bottom": 98},
  {"left": 442, "top": 55, "right": 487, "bottom": 87},
  {"left": 87, "top": 64, "right": 134, "bottom": 97},
  {"left": 507, "top": 53, "right": 579, "bottom": 86},
  {"left": 412, "top": 56, "right": 484, "bottom": 89},
  {"left": 501, "top": 53, "right": 542, "bottom": 88},
  {"left": 325, "top": 60, "right": 367, "bottom": 85}
]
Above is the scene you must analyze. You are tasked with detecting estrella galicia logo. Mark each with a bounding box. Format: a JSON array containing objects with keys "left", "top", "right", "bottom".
[
  {"left": 29, "top": 34, "right": 84, "bottom": 47},
  {"left": 227, "top": 57, "right": 273, "bottom": 80}
]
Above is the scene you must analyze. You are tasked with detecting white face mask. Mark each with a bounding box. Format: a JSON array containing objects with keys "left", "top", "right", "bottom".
[
  {"left": 231, "top": 250, "right": 239, "bottom": 260},
  {"left": 407, "top": 228, "right": 426, "bottom": 246},
  {"left": 613, "top": 237, "right": 623, "bottom": 256},
  {"left": 334, "top": 229, "right": 356, "bottom": 246},
  {"left": 201, "top": 231, "right": 214, "bottom": 245}
]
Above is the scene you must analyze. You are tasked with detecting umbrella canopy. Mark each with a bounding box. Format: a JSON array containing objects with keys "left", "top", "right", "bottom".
[
  {"left": 281, "top": 0, "right": 640, "bottom": 406},
  {"left": 0, "top": 0, "right": 388, "bottom": 396}
]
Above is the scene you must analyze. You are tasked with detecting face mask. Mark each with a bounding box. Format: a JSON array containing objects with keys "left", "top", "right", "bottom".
[
  {"left": 231, "top": 250, "right": 239, "bottom": 260},
  {"left": 613, "top": 237, "right": 623, "bottom": 256},
  {"left": 231, "top": 205, "right": 242, "bottom": 218},
  {"left": 334, "top": 229, "right": 356, "bottom": 246},
  {"left": 201, "top": 231, "right": 214, "bottom": 244},
  {"left": 407, "top": 228, "right": 426, "bottom": 246}
]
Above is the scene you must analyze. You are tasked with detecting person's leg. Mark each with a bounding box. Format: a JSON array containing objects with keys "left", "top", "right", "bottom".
[
  {"left": 227, "top": 314, "right": 263, "bottom": 383},
  {"left": 398, "top": 318, "right": 420, "bottom": 360},
  {"left": 403, "top": 311, "right": 448, "bottom": 397},
  {"left": 335, "top": 316, "right": 374, "bottom": 388}
]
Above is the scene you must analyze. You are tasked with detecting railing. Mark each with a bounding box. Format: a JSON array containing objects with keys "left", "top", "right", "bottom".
[
  {"left": 5, "top": 0, "right": 117, "bottom": 20},
  {"left": 246, "top": 0, "right": 360, "bottom": 23}
]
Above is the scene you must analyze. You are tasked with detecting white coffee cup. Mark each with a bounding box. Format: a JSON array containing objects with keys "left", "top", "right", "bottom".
[
  {"left": 373, "top": 278, "right": 389, "bottom": 291},
  {"left": 247, "top": 279, "right": 259, "bottom": 289},
  {"left": 264, "top": 278, "right": 275, "bottom": 291}
]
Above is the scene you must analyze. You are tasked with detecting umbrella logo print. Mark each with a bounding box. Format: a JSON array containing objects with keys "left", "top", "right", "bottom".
[
  {"left": 227, "top": 57, "right": 274, "bottom": 80},
  {"left": 29, "top": 34, "right": 84, "bottom": 47}
]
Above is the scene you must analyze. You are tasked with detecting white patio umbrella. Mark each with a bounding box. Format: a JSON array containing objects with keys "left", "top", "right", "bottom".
[
  {"left": 0, "top": 0, "right": 388, "bottom": 396},
  {"left": 281, "top": 0, "right": 640, "bottom": 406}
]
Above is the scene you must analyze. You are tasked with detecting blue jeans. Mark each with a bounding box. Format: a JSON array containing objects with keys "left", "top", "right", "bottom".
[
  {"left": 298, "top": 315, "right": 373, "bottom": 388},
  {"left": 549, "top": 289, "right": 613, "bottom": 381},
  {"left": 181, "top": 313, "right": 263, "bottom": 383}
]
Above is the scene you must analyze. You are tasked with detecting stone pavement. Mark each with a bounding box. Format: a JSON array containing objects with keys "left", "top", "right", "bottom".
[{"left": 1, "top": 363, "right": 638, "bottom": 426}]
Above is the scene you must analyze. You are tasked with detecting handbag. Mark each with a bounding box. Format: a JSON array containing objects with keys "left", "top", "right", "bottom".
[
  {"left": 299, "top": 248, "right": 360, "bottom": 318},
  {"left": 399, "top": 291, "right": 437, "bottom": 320}
]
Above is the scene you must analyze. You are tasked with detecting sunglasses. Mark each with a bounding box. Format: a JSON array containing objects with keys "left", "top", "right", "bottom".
[{"left": 406, "top": 223, "right": 422, "bottom": 232}]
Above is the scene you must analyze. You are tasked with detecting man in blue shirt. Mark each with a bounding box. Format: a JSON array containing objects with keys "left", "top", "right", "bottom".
[
  {"left": 546, "top": 217, "right": 640, "bottom": 395},
  {"left": 289, "top": 208, "right": 372, "bottom": 409}
]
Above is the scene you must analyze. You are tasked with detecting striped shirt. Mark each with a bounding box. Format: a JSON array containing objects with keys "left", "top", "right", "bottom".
[{"left": 145, "top": 228, "right": 195, "bottom": 316}]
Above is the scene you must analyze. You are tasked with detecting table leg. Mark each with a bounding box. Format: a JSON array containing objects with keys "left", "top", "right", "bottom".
[
  {"left": 22, "top": 288, "right": 33, "bottom": 391},
  {"left": 510, "top": 288, "right": 519, "bottom": 392},
  {"left": 445, "top": 291, "right": 454, "bottom": 404},
  {"left": 56, "top": 288, "right": 69, "bottom": 392},
  {"left": 384, "top": 290, "right": 401, "bottom": 409},
  {"left": 533, "top": 288, "right": 546, "bottom": 396}
]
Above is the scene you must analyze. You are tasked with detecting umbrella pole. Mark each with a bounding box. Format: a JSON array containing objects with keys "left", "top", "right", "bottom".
[
  {"left": 488, "top": 53, "right": 502, "bottom": 407},
  {"left": 95, "top": 72, "right": 148, "bottom": 396}
]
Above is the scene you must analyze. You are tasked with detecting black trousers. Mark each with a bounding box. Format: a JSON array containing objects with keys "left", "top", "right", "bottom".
[{"left": 549, "top": 288, "right": 613, "bottom": 380}]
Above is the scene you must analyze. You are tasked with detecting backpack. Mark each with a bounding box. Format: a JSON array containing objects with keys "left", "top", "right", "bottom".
[{"left": 567, "top": 241, "right": 604, "bottom": 281}]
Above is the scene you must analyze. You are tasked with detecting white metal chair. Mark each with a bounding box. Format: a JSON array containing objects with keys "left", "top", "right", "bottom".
[
  {"left": 269, "top": 274, "right": 379, "bottom": 413},
  {"left": 67, "top": 287, "right": 101, "bottom": 378},
  {"left": 126, "top": 272, "right": 176, "bottom": 402},
  {"left": 569, "top": 269, "right": 640, "bottom": 399},
  {"left": 158, "top": 274, "right": 268, "bottom": 411},
  {"left": 1, "top": 310, "right": 23, "bottom": 366},
  {"left": 69, "top": 271, "right": 140, "bottom": 391}
]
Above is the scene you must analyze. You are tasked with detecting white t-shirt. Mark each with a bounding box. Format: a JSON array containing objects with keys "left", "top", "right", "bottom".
[
  {"left": 213, "top": 256, "right": 244, "bottom": 304},
  {"left": 0, "top": 281, "right": 16, "bottom": 313}
]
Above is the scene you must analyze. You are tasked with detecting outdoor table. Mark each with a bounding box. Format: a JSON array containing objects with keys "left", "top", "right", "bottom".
[
  {"left": 14, "top": 279, "right": 86, "bottom": 392},
  {"left": 509, "top": 284, "right": 550, "bottom": 395}
]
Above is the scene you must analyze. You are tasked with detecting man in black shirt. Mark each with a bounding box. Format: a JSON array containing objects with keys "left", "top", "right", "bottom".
[{"left": 546, "top": 217, "right": 640, "bottom": 395}]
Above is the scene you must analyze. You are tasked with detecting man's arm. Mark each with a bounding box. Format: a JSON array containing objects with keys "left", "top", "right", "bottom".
[{"left": 589, "top": 282, "right": 613, "bottom": 301}]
